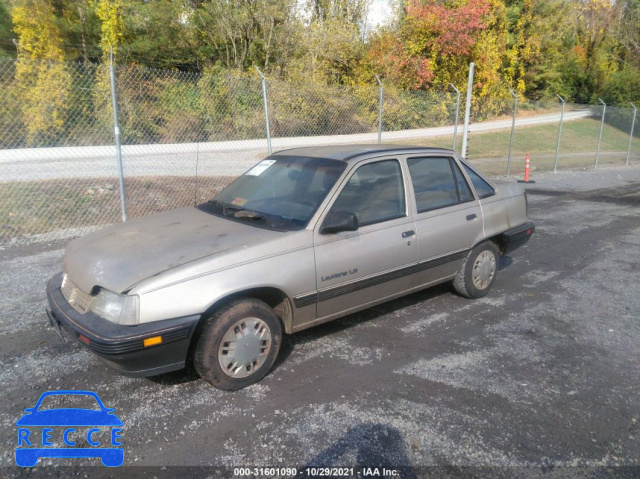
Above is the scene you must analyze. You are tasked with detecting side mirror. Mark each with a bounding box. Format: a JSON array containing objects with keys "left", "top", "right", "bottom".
[{"left": 321, "top": 211, "right": 358, "bottom": 234}]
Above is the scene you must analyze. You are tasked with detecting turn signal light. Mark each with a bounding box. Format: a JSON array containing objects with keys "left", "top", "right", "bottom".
[{"left": 143, "top": 336, "right": 162, "bottom": 347}]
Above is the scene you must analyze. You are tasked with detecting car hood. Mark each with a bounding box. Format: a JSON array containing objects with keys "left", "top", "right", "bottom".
[{"left": 63, "top": 207, "right": 284, "bottom": 294}]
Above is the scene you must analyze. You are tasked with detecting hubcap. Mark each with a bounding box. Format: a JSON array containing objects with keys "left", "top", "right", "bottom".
[
  {"left": 472, "top": 250, "right": 496, "bottom": 290},
  {"left": 218, "top": 318, "right": 272, "bottom": 378}
]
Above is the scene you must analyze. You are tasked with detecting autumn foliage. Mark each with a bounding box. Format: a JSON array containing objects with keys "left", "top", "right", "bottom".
[
  {"left": 1, "top": 0, "right": 638, "bottom": 107},
  {"left": 405, "top": 0, "right": 490, "bottom": 57}
]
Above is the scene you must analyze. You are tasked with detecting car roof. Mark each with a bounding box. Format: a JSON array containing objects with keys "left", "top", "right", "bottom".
[{"left": 273, "top": 144, "right": 456, "bottom": 162}]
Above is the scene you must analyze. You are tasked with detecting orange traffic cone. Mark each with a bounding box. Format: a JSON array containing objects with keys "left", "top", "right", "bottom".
[{"left": 518, "top": 153, "right": 536, "bottom": 184}]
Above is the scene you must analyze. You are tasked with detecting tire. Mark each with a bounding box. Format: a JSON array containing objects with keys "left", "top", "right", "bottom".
[
  {"left": 194, "top": 297, "right": 282, "bottom": 391},
  {"left": 453, "top": 241, "right": 499, "bottom": 299}
]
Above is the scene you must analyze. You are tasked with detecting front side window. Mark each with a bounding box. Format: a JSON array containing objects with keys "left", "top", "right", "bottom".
[
  {"left": 408, "top": 156, "right": 475, "bottom": 212},
  {"left": 330, "top": 160, "right": 406, "bottom": 227},
  {"left": 203, "top": 155, "right": 346, "bottom": 230}
]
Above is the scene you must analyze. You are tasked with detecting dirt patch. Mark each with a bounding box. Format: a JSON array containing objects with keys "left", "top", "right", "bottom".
[{"left": 0, "top": 175, "right": 234, "bottom": 245}]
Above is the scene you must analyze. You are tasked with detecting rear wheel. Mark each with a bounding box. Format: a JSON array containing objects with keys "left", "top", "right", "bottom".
[
  {"left": 194, "top": 298, "right": 282, "bottom": 390},
  {"left": 453, "top": 242, "right": 499, "bottom": 298}
]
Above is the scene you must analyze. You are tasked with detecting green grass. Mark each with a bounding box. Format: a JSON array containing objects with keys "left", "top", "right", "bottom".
[
  {"left": 467, "top": 118, "right": 630, "bottom": 157},
  {"left": 390, "top": 118, "right": 639, "bottom": 176}
]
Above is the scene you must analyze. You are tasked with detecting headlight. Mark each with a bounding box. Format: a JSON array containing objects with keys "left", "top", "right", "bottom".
[{"left": 90, "top": 289, "right": 140, "bottom": 326}]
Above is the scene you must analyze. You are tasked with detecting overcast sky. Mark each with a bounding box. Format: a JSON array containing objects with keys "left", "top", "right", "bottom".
[{"left": 367, "top": 0, "right": 394, "bottom": 29}]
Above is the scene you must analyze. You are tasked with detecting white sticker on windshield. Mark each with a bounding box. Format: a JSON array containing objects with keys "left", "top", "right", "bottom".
[{"left": 246, "top": 159, "right": 276, "bottom": 176}]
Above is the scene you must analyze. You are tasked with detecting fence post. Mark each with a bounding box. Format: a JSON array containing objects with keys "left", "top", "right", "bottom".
[
  {"left": 375, "top": 75, "right": 383, "bottom": 145},
  {"left": 626, "top": 103, "right": 637, "bottom": 167},
  {"left": 461, "top": 62, "right": 474, "bottom": 158},
  {"left": 255, "top": 66, "right": 272, "bottom": 155},
  {"left": 594, "top": 98, "right": 606, "bottom": 168},
  {"left": 553, "top": 94, "right": 565, "bottom": 173},
  {"left": 450, "top": 83, "right": 461, "bottom": 152},
  {"left": 109, "top": 47, "right": 127, "bottom": 222},
  {"left": 506, "top": 88, "right": 518, "bottom": 177}
]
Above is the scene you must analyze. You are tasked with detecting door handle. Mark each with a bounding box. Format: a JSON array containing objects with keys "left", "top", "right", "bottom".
[
  {"left": 466, "top": 214, "right": 477, "bottom": 221},
  {"left": 402, "top": 230, "right": 415, "bottom": 238}
]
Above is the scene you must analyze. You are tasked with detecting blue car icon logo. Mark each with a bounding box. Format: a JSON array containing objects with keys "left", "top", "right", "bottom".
[{"left": 16, "top": 390, "right": 123, "bottom": 467}]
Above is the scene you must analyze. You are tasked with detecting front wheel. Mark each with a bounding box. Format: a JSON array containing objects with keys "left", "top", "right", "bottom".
[
  {"left": 194, "top": 298, "right": 282, "bottom": 391},
  {"left": 453, "top": 242, "right": 499, "bottom": 299}
]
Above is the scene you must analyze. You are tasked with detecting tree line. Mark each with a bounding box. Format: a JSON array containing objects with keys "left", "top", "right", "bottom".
[
  {"left": 1, "top": 0, "right": 639, "bottom": 147},
  {"left": 1, "top": 0, "right": 639, "bottom": 104}
]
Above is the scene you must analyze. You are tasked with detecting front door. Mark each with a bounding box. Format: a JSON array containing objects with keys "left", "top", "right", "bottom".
[{"left": 313, "top": 158, "right": 417, "bottom": 319}]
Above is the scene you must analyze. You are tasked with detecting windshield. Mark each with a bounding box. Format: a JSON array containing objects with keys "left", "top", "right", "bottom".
[{"left": 202, "top": 155, "right": 346, "bottom": 230}]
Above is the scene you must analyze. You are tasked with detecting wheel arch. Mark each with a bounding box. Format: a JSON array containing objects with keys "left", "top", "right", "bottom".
[
  {"left": 476, "top": 234, "right": 507, "bottom": 256},
  {"left": 186, "top": 286, "right": 293, "bottom": 365}
]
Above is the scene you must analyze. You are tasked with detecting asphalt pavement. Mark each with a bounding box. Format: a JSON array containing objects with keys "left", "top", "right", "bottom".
[{"left": 0, "top": 166, "right": 639, "bottom": 478}]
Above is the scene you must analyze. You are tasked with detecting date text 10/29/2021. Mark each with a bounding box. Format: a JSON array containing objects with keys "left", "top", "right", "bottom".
[{"left": 234, "top": 467, "right": 400, "bottom": 477}]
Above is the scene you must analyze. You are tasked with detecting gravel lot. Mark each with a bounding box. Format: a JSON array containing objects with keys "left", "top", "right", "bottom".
[{"left": 1, "top": 166, "right": 639, "bottom": 478}]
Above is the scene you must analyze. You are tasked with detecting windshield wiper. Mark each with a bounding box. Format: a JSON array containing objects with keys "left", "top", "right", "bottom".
[
  {"left": 208, "top": 200, "right": 242, "bottom": 216},
  {"left": 208, "top": 200, "right": 284, "bottom": 229},
  {"left": 233, "top": 209, "right": 280, "bottom": 228}
]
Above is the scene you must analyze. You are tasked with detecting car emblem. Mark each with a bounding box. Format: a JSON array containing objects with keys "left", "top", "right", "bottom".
[{"left": 16, "top": 390, "right": 123, "bottom": 467}]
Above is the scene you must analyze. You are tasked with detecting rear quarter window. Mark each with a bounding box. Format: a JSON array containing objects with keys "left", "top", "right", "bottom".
[{"left": 462, "top": 163, "right": 495, "bottom": 198}]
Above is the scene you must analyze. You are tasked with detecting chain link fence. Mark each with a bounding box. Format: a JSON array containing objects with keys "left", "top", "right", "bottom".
[
  {"left": 1, "top": 58, "right": 638, "bottom": 246},
  {"left": 0, "top": 60, "right": 271, "bottom": 245},
  {"left": 463, "top": 99, "right": 639, "bottom": 176},
  {"left": 0, "top": 61, "right": 125, "bottom": 243}
]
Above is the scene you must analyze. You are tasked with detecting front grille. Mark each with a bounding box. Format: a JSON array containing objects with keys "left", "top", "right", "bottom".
[{"left": 61, "top": 274, "right": 93, "bottom": 314}]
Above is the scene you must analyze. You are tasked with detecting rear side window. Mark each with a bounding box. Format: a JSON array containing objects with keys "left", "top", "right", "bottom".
[
  {"left": 407, "top": 157, "right": 474, "bottom": 212},
  {"left": 462, "top": 163, "right": 495, "bottom": 198}
]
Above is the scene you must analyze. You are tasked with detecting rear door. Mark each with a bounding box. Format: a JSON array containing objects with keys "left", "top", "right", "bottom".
[
  {"left": 313, "top": 157, "right": 417, "bottom": 319},
  {"left": 406, "top": 155, "right": 484, "bottom": 286}
]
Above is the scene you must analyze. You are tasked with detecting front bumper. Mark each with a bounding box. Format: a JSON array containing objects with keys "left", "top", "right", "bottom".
[{"left": 46, "top": 272, "right": 200, "bottom": 377}]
